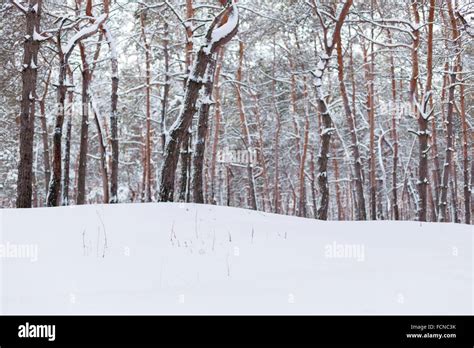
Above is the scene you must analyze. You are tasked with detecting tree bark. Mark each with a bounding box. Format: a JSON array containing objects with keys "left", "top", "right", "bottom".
[
  {"left": 47, "top": 40, "right": 67, "bottom": 207},
  {"left": 16, "top": 0, "right": 42, "bottom": 208},
  {"left": 192, "top": 54, "right": 218, "bottom": 203},
  {"left": 62, "top": 68, "right": 74, "bottom": 205}
]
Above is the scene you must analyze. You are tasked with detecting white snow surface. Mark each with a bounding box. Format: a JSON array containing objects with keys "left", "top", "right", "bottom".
[{"left": 0, "top": 203, "right": 472, "bottom": 315}]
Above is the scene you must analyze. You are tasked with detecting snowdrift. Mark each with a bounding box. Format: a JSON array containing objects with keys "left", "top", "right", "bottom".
[{"left": 0, "top": 203, "right": 472, "bottom": 314}]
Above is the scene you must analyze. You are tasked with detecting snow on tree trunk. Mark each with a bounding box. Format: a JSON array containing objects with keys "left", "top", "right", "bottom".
[{"left": 159, "top": 2, "right": 239, "bottom": 202}]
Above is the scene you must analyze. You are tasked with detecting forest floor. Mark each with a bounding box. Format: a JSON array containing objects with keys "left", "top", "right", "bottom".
[{"left": 0, "top": 203, "right": 472, "bottom": 314}]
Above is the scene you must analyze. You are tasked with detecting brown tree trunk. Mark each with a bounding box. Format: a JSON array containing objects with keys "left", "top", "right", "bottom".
[
  {"left": 102, "top": 0, "right": 119, "bottom": 203},
  {"left": 411, "top": 1, "right": 431, "bottom": 222},
  {"left": 93, "top": 105, "right": 110, "bottom": 203},
  {"left": 39, "top": 65, "right": 52, "bottom": 196},
  {"left": 311, "top": 0, "right": 353, "bottom": 220},
  {"left": 16, "top": 0, "right": 42, "bottom": 208},
  {"left": 387, "top": 29, "right": 400, "bottom": 220},
  {"left": 336, "top": 32, "right": 366, "bottom": 220},
  {"left": 210, "top": 50, "right": 225, "bottom": 203},
  {"left": 297, "top": 77, "right": 310, "bottom": 218},
  {"left": 140, "top": 9, "right": 153, "bottom": 202},
  {"left": 235, "top": 42, "right": 257, "bottom": 210},
  {"left": 178, "top": 0, "right": 196, "bottom": 202},
  {"left": 75, "top": 0, "right": 96, "bottom": 205},
  {"left": 47, "top": 41, "right": 67, "bottom": 207},
  {"left": 455, "top": 32, "right": 471, "bottom": 224},
  {"left": 252, "top": 93, "right": 271, "bottom": 211},
  {"left": 75, "top": 42, "right": 91, "bottom": 205},
  {"left": 271, "top": 43, "right": 281, "bottom": 214}
]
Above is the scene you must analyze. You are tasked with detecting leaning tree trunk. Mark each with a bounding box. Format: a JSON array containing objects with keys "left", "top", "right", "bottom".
[
  {"left": 159, "top": 3, "right": 239, "bottom": 202},
  {"left": 16, "top": 0, "right": 42, "bottom": 208},
  {"left": 192, "top": 54, "right": 218, "bottom": 203},
  {"left": 310, "top": 0, "right": 353, "bottom": 220}
]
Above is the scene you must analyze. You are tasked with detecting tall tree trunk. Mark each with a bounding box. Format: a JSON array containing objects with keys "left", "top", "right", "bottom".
[
  {"left": 387, "top": 30, "right": 400, "bottom": 220},
  {"left": 102, "top": 0, "right": 119, "bottom": 203},
  {"left": 235, "top": 42, "right": 257, "bottom": 210},
  {"left": 75, "top": 0, "right": 96, "bottom": 205},
  {"left": 92, "top": 103, "right": 110, "bottom": 203},
  {"left": 252, "top": 93, "right": 270, "bottom": 212},
  {"left": 210, "top": 50, "right": 224, "bottom": 204},
  {"left": 411, "top": 1, "right": 431, "bottom": 222},
  {"left": 297, "top": 77, "right": 310, "bottom": 218},
  {"left": 62, "top": 69, "right": 74, "bottom": 205},
  {"left": 140, "top": 9, "right": 153, "bottom": 202},
  {"left": 47, "top": 41, "right": 67, "bottom": 207},
  {"left": 178, "top": 0, "right": 196, "bottom": 201},
  {"left": 438, "top": 0, "right": 458, "bottom": 222},
  {"left": 455, "top": 31, "right": 471, "bottom": 224},
  {"left": 16, "top": 0, "right": 42, "bottom": 208},
  {"left": 76, "top": 43, "right": 91, "bottom": 205},
  {"left": 39, "top": 65, "right": 52, "bottom": 197},
  {"left": 160, "top": 22, "right": 170, "bottom": 153},
  {"left": 310, "top": 0, "right": 353, "bottom": 220},
  {"left": 271, "top": 42, "right": 281, "bottom": 214}
]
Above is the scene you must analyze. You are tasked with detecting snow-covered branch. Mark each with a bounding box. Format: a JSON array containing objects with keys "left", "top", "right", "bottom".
[{"left": 63, "top": 13, "right": 107, "bottom": 59}]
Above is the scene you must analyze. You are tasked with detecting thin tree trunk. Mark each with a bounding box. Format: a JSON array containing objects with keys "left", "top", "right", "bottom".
[
  {"left": 140, "top": 9, "right": 153, "bottom": 202},
  {"left": 39, "top": 65, "right": 52, "bottom": 196},
  {"left": 455, "top": 32, "right": 471, "bottom": 224},
  {"left": 160, "top": 22, "right": 170, "bottom": 153},
  {"left": 386, "top": 29, "right": 399, "bottom": 220},
  {"left": 297, "top": 77, "right": 310, "bottom": 218},
  {"left": 75, "top": 43, "right": 91, "bottom": 205},
  {"left": 438, "top": 0, "right": 458, "bottom": 222},
  {"left": 102, "top": 0, "right": 119, "bottom": 203},
  {"left": 235, "top": 42, "right": 257, "bottom": 210},
  {"left": 47, "top": 40, "right": 67, "bottom": 207},
  {"left": 336, "top": 32, "right": 366, "bottom": 220},
  {"left": 92, "top": 104, "right": 110, "bottom": 203},
  {"left": 62, "top": 69, "right": 74, "bottom": 205},
  {"left": 210, "top": 50, "right": 225, "bottom": 204}
]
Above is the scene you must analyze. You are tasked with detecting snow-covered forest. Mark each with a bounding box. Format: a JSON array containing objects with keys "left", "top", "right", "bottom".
[{"left": 0, "top": 0, "right": 472, "bottom": 224}]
